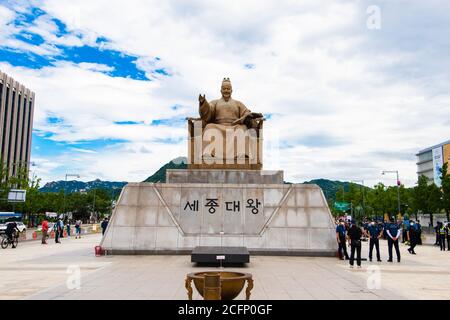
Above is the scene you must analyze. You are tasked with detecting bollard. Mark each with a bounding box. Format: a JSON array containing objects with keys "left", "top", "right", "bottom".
[
  {"left": 95, "top": 246, "right": 104, "bottom": 257},
  {"left": 203, "top": 273, "right": 221, "bottom": 300}
]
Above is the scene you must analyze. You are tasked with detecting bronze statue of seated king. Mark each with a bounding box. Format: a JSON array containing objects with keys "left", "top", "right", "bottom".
[{"left": 187, "top": 78, "right": 264, "bottom": 169}]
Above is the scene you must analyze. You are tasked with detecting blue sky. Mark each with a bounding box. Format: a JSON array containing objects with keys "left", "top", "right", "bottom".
[{"left": 0, "top": 0, "right": 449, "bottom": 186}]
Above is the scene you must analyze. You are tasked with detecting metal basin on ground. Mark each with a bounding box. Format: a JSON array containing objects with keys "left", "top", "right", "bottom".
[{"left": 185, "top": 271, "right": 253, "bottom": 300}]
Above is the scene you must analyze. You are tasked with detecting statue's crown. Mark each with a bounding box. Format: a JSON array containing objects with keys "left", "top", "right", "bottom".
[{"left": 222, "top": 77, "right": 231, "bottom": 85}]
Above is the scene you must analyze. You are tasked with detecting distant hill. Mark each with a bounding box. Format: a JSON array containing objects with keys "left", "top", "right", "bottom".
[
  {"left": 143, "top": 157, "right": 188, "bottom": 182},
  {"left": 39, "top": 179, "right": 127, "bottom": 196},
  {"left": 40, "top": 157, "right": 361, "bottom": 202},
  {"left": 302, "top": 179, "right": 359, "bottom": 202}
]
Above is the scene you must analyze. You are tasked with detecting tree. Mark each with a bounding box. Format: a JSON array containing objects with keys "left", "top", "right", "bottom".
[
  {"left": 412, "top": 175, "right": 432, "bottom": 225},
  {"left": 440, "top": 162, "right": 450, "bottom": 222}
]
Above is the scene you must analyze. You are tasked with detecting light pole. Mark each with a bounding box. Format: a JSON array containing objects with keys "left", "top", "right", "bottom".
[
  {"left": 351, "top": 179, "right": 365, "bottom": 220},
  {"left": 382, "top": 170, "right": 401, "bottom": 217},
  {"left": 63, "top": 173, "right": 80, "bottom": 218}
]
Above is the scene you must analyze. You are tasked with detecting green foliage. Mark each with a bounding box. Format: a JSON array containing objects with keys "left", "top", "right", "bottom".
[
  {"left": 334, "top": 173, "right": 445, "bottom": 225},
  {"left": 440, "top": 162, "right": 450, "bottom": 221}
]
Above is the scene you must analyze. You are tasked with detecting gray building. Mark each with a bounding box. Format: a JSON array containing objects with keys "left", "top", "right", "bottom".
[
  {"left": 0, "top": 71, "right": 35, "bottom": 181},
  {"left": 416, "top": 140, "right": 450, "bottom": 186}
]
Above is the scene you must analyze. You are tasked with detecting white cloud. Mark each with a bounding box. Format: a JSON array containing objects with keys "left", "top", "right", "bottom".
[{"left": 1, "top": 0, "right": 449, "bottom": 187}]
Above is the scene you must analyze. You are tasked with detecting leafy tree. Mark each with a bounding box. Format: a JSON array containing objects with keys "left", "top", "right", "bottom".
[{"left": 440, "top": 162, "right": 450, "bottom": 222}]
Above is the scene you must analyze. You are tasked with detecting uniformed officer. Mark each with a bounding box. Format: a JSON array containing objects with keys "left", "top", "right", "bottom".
[
  {"left": 336, "top": 219, "right": 349, "bottom": 260},
  {"left": 447, "top": 223, "right": 450, "bottom": 250},
  {"left": 366, "top": 220, "right": 382, "bottom": 262},
  {"left": 387, "top": 217, "right": 401, "bottom": 262},
  {"left": 438, "top": 222, "right": 448, "bottom": 251},
  {"left": 407, "top": 220, "right": 418, "bottom": 255},
  {"left": 416, "top": 220, "right": 422, "bottom": 245}
]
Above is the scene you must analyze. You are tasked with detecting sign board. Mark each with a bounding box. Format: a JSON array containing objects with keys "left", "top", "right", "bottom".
[
  {"left": 334, "top": 202, "right": 350, "bottom": 211},
  {"left": 8, "top": 189, "right": 26, "bottom": 202},
  {"left": 45, "top": 212, "right": 58, "bottom": 218},
  {"left": 432, "top": 146, "right": 444, "bottom": 187}
]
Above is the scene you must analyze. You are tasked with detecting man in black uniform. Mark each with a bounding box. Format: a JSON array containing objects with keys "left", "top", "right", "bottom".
[
  {"left": 5, "top": 222, "right": 20, "bottom": 248},
  {"left": 336, "top": 219, "right": 349, "bottom": 260},
  {"left": 366, "top": 220, "right": 382, "bottom": 262},
  {"left": 347, "top": 220, "right": 363, "bottom": 268},
  {"left": 438, "top": 223, "right": 448, "bottom": 251},
  {"left": 407, "top": 220, "right": 418, "bottom": 254},
  {"left": 387, "top": 218, "right": 401, "bottom": 262}
]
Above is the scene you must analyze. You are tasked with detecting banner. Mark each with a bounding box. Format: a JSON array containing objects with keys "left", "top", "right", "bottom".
[{"left": 432, "top": 146, "right": 444, "bottom": 187}]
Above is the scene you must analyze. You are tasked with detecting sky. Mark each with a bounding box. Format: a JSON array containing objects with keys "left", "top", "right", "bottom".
[{"left": 0, "top": 0, "right": 449, "bottom": 187}]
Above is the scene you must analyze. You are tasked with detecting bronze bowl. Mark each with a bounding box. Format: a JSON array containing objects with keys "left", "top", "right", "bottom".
[{"left": 185, "top": 271, "right": 253, "bottom": 300}]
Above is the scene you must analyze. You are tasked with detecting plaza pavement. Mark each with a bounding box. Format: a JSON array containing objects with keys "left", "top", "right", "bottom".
[{"left": 1, "top": 233, "right": 449, "bottom": 300}]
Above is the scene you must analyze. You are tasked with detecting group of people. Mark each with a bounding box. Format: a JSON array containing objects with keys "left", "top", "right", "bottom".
[
  {"left": 41, "top": 219, "right": 83, "bottom": 245},
  {"left": 335, "top": 217, "right": 423, "bottom": 268},
  {"left": 434, "top": 221, "right": 450, "bottom": 251}
]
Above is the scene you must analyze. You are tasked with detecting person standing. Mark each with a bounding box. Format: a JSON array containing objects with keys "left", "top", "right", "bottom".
[
  {"left": 438, "top": 222, "right": 447, "bottom": 251},
  {"left": 387, "top": 218, "right": 401, "bottom": 262},
  {"left": 407, "top": 220, "right": 418, "bottom": 255},
  {"left": 41, "top": 220, "right": 48, "bottom": 245},
  {"left": 75, "top": 219, "right": 82, "bottom": 239},
  {"left": 347, "top": 220, "right": 362, "bottom": 268},
  {"left": 101, "top": 218, "right": 109, "bottom": 236},
  {"left": 336, "top": 219, "right": 349, "bottom": 260},
  {"left": 435, "top": 222, "right": 441, "bottom": 246},
  {"left": 447, "top": 223, "right": 450, "bottom": 250},
  {"left": 416, "top": 220, "right": 422, "bottom": 245},
  {"left": 366, "top": 220, "right": 382, "bottom": 262},
  {"left": 58, "top": 219, "right": 64, "bottom": 238},
  {"left": 66, "top": 221, "right": 71, "bottom": 238},
  {"left": 55, "top": 220, "right": 61, "bottom": 244}
]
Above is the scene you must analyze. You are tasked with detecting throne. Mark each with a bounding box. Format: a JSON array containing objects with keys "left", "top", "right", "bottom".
[{"left": 187, "top": 116, "right": 264, "bottom": 170}]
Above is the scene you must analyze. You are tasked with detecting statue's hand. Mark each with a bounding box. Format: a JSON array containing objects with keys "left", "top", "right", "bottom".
[
  {"left": 232, "top": 115, "right": 248, "bottom": 126},
  {"left": 198, "top": 94, "right": 206, "bottom": 104}
]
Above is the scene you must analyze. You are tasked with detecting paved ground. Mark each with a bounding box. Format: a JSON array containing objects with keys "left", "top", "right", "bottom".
[{"left": 1, "top": 234, "right": 449, "bottom": 300}]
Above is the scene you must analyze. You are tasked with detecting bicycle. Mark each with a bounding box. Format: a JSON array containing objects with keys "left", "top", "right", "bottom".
[{"left": 1, "top": 231, "right": 19, "bottom": 249}]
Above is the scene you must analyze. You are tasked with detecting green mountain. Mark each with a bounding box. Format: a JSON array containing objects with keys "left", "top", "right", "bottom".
[
  {"left": 39, "top": 179, "right": 127, "bottom": 198},
  {"left": 143, "top": 157, "right": 188, "bottom": 182},
  {"left": 41, "top": 157, "right": 360, "bottom": 203},
  {"left": 302, "top": 179, "right": 359, "bottom": 202}
]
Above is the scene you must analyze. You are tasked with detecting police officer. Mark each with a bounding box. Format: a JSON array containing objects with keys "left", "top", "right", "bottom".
[
  {"left": 416, "top": 220, "right": 422, "bottom": 245},
  {"left": 407, "top": 220, "right": 418, "bottom": 255},
  {"left": 366, "top": 220, "right": 382, "bottom": 262},
  {"left": 387, "top": 217, "right": 401, "bottom": 262},
  {"left": 336, "top": 219, "right": 349, "bottom": 260},
  {"left": 447, "top": 223, "right": 450, "bottom": 250},
  {"left": 438, "top": 222, "right": 448, "bottom": 251}
]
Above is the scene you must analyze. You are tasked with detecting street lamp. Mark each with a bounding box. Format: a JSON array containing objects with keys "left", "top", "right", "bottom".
[
  {"left": 382, "top": 170, "right": 401, "bottom": 217},
  {"left": 63, "top": 173, "right": 80, "bottom": 217}
]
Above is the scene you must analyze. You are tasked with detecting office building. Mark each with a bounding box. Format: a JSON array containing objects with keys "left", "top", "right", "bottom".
[
  {"left": 0, "top": 71, "right": 35, "bottom": 180},
  {"left": 416, "top": 140, "right": 450, "bottom": 186}
]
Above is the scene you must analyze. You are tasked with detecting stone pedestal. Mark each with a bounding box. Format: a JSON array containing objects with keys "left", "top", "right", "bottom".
[
  {"left": 166, "top": 169, "right": 283, "bottom": 184},
  {"left": 101, "top": 170, "right": 336, "bottom": 256}
]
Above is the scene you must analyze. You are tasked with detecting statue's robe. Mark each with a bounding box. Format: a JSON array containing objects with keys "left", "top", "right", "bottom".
[{"left": 199, "top": 97, "right": 253, "bottom": 161}]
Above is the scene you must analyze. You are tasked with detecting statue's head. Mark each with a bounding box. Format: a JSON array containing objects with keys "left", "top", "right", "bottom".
[{"left": 221, "top": 77, "right": 232, "bottom": 100}]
